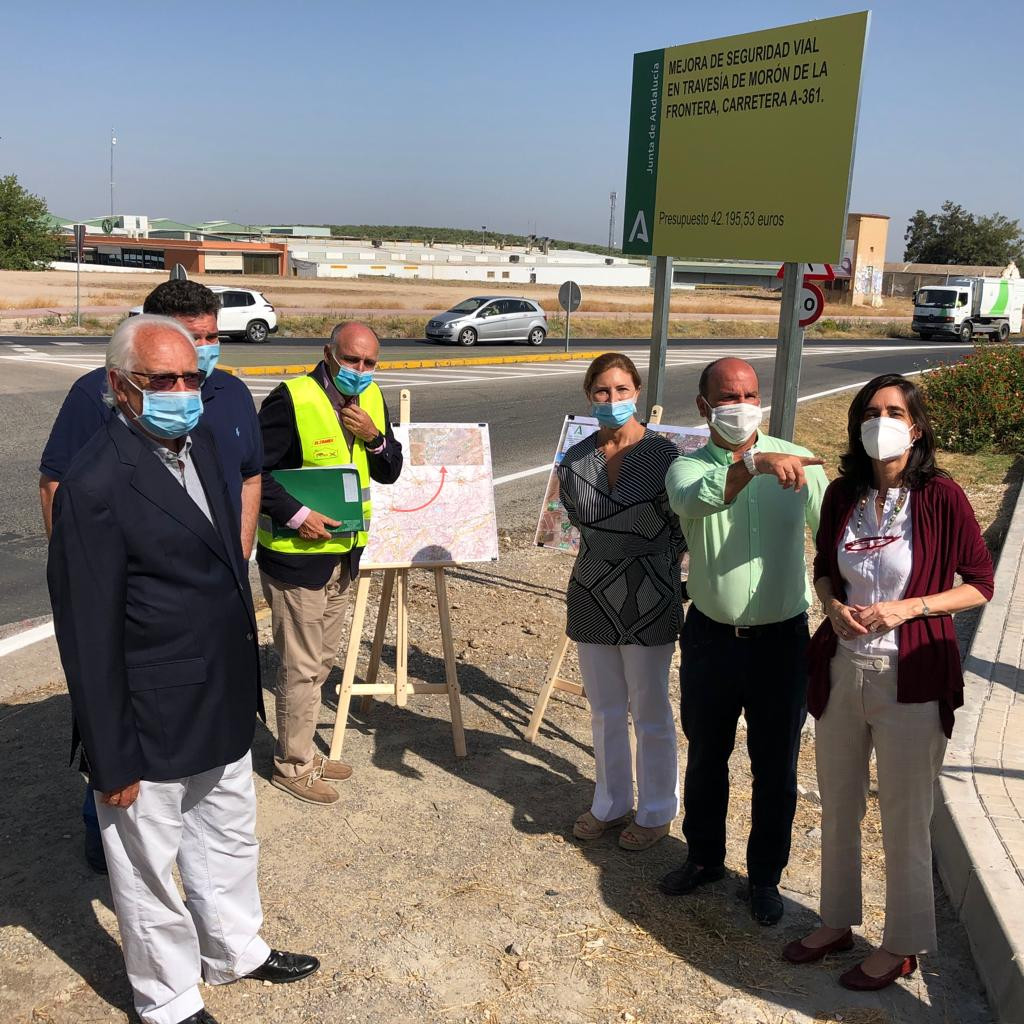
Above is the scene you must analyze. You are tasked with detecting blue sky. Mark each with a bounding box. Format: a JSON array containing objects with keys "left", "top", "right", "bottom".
[{"left": 2, "top": 0, "right": 1021, "bottom": 260}]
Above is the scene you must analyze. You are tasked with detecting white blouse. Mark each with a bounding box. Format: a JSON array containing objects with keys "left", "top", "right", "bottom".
[{"left": 836, "top": 488, "right": 913, "bottom": 654}]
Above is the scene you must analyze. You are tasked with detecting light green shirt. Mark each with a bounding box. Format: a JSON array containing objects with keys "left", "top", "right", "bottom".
[{"left": 665, "top": 432, "right": 826, "bottom": 627}]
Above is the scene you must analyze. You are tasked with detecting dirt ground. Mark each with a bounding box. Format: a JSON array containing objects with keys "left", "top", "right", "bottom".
[
  {"left": 0, "top": 538, "right": 997, "bottom": 1024},
  {"left": 1, "top": 396, "right": 1014, "bottom": 1024},
  {"left": 0, "top": 268, "right": 912, "bottom": 320}
]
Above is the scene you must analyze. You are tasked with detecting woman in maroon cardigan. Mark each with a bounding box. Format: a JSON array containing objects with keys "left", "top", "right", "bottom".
[{"left": 782, "top": 373, "right": 994, "bottom": 990}]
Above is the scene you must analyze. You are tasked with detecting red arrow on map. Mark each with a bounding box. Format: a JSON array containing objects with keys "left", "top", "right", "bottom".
[{"left": 393, "top": 467, "right": 447, "bottom": 513}]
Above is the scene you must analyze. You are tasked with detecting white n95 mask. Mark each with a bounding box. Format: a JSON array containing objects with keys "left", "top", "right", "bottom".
[
  {"left": 861, "top": 417, "right": 912, "bottom": 461},
  {"left": 708, "top": 402, "right": 763, "bottom": 445}
]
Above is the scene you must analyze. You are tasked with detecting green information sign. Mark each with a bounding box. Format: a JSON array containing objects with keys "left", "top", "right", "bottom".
[{"left": 622, "top": 11, "right": 869, "bottom": 263}]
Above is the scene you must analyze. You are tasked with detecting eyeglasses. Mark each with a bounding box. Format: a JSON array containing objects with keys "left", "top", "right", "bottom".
[
  {"left": 124, "top": 369, "right": 206, "bottom": 391},
  {"left": 843, "top": 534, "right": 899, "bottom": 553}
]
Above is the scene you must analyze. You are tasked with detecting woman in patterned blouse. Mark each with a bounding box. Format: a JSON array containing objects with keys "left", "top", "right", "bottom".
[{"left": 557, "top": 353, "right": 684, "bottom": 851}]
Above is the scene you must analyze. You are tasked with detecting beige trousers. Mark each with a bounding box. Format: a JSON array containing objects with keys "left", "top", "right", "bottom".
[
  {"left": 260, "top": 564, "right": 351, "bottom": 777},
  {"left": 815, "top": 646, "right": 947, "bottom": 954}
]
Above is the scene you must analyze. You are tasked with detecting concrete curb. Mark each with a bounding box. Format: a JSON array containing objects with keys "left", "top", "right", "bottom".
[
  {"left": 933, "top": 479, "right": 1024, "bottom": 1023},
  {"left": 220, "top": 349, "right": 615, "bottom": 377}
]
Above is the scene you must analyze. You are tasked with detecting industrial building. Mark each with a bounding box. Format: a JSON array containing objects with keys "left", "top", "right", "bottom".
[
  {"left": 46, "top": 210, "right": 900, "bottom": 295},
  {"left": 289, "top": 241, "right": 651, "bottom": 288}
]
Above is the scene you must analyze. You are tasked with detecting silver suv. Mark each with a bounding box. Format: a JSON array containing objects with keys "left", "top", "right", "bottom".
[{"left": 426, "top": 296, "right": 547, "bottom": 346}]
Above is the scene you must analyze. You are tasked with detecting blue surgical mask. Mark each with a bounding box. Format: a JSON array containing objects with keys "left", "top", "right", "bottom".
[
  {"left": 125, "top": 377, "right": 204, "bottom": 439},
  {"left": 195, "top": 343, "right": 220, "bottom": 377},
  {"left": 333, "top": 363, "right": 374, "bottom": 396},
  {"left": 592, "top": 400, "right": 636, "bottom": 428}
]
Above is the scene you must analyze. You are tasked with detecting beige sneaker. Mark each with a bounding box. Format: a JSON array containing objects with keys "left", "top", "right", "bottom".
[
  {"left": 271, "top": 767, "right": 339, "bottom": 805},
  {"left": 314, "top": 753, "right": 353, "bottom": 782}
]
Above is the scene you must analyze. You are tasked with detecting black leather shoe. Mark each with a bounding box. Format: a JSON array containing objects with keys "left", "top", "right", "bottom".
[
  {"left": 658, "top": 860, "right": 726, "bottom": 896},
  {"left": 245, "top": 949, "right": 320, "bottom": 984},
  {"left": 84, "top": 827, "right": 107, "bottom": 875},
  {"left": 173, "top": 1010, "right": 219, "bottom": 1024},
  {"left": 747, "top": 883, "right": 784, "bottom": 926}
]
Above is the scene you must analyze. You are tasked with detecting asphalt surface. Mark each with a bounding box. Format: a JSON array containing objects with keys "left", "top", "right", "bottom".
[
  {"left": 0, "top": 334, "right": 980, "bottom": 627},
  {"left": 1, "top": 335, "right": 789, "bottom": 366}
]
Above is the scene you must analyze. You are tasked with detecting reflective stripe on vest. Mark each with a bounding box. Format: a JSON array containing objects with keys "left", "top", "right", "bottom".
[{"left": 257, "top": 376, "right": 386, "bottom": 555}]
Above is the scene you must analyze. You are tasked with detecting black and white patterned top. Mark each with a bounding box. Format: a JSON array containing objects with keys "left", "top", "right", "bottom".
[{"left": 558, "top": 430, "right": 684, "bottom": 646}]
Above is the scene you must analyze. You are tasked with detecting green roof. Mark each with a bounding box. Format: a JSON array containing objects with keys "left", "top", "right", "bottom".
[
  {"left": 149, "top": 218, "right": 202, "bottom": 232},
  {"left": 197, "top": 221, "right": 255, "bottom": 234}
]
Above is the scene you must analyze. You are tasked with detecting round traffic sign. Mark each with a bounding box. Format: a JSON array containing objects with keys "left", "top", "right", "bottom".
[
  {"left": 798, "top": 282, "right": 825, "bottom": 328},
  {"left": 558, "top": 280, "right": 582, "bottom": 313}
]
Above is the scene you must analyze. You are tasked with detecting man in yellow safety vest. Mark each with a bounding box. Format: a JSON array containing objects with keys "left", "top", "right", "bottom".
[{"left": 256, "top": 322, "right": 403, "bottom": 804}]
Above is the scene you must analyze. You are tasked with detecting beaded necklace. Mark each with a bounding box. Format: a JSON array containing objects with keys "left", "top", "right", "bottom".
[{"left": 854, "top": 486, "right": 908, "bottom": 537}]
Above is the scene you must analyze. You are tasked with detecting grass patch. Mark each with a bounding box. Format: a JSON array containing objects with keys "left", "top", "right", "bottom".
[{"left": 308, "top": 314, "right": 912, "bottom": 344}]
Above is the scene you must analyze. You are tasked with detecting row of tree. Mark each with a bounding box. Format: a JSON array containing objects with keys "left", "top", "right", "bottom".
[
  {"left": 327, "top": 224, "right": 620, "bottom": 258},
  {"left": 903, "top": 200, "right": 1023, "bottom": 267},
  {"left": 0, "top": 175, "right": 63, "bottom": 270}
]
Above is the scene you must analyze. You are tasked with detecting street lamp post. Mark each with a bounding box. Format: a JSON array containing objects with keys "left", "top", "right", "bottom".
[
  {"left": 481, "top": 225, "right": 487, "bottom": 248},
  {"left": 110, "top": 129, "right": 117, "bottom": 220}
]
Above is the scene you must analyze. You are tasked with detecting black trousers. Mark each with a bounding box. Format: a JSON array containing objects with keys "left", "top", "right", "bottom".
[{"left": 679, "top": 604, "right": 809, "bottom": 886}]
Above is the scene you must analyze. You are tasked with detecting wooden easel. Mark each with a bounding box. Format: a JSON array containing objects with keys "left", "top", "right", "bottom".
[
  {"left": 524, "top": 633, "right": 579, "bottom": 742},
  {"left": 328, "top": 390, "right": 467, "bottom": 759},
  {"left": 524, "top": 404, "right": 664, "bottom": 745}
]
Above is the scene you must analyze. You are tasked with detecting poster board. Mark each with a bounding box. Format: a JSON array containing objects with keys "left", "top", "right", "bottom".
[
  {"left": 534, "top": 415, "right": 710, "bottom": 553},
  {"left": 362, "top": 423, "right": 499, "bottom": 568},
  {"left": 622, "top": 11, "right": 869, "bottom": 262}
]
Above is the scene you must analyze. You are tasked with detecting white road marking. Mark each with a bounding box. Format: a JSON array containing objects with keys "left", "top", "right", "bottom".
[{"left": 0, "top": 621, "right": 54, "bottom": 657}]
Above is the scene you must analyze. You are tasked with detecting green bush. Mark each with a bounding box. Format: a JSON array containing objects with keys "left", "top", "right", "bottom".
[{"left": 922, "top": 344, "right": 1024, "bottom": 454}]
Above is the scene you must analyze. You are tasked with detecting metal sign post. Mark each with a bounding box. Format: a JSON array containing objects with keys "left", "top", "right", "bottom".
[
  {"left": 73, "top": 224, "right": 86, "bottom": 328},
  {"left": 558, "top": 280, "right": 582, "bottom": 354},
  {"left": 768, "top": 262, "right": 805, "bottom": 441},
  {"left": 646, "top": 256, "right": 673, "bottom": 419}
]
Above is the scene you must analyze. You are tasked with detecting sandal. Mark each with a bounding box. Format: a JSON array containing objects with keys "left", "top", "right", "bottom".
[
  {"left": 572, "top": 810, "right": 632, "bottom": 840},
  {"left": 618, "top": 822, "right": 671, "bottom": 851}
]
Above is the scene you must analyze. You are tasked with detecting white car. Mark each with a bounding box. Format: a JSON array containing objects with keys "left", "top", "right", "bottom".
[{"left": 129, "top": 286, "right": 278, "bottom": 343}]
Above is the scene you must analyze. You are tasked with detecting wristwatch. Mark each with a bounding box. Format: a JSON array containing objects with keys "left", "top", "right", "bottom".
[{"left": 742, "top": 447, "right": 760, "bottom": 477}]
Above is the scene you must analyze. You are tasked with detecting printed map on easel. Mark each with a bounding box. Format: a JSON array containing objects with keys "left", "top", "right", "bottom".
[
  {"left": 363, "top": 423, "right": 499, "bottom": 567},
  {"left": 534, "top": 415, "right": 711, "bottom": 553}
]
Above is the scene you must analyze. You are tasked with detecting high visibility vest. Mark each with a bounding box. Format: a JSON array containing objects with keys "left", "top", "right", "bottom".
[{"left": 257, "top": 376, "right": 386, "bottom": 555}]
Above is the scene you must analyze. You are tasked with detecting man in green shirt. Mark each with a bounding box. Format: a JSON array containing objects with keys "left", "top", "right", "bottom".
[{"left": 661, "top": 357, "right": 826, "bottom": 926}]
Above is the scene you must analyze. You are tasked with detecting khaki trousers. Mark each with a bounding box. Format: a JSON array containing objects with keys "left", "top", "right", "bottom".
[
  {"left": 261, "top": 564, "right": 351, "bottom": 778},
  {"left": 815, "top": 646, "right": 947, "bottom": 954}
]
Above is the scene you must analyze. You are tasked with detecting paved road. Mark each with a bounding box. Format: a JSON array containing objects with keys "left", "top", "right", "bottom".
[
  {"left": 0, "top": 335, "right": 977, "bottom": 627},
  {"left": 1, "top": 333, "right": 904, "bottom": 367}
]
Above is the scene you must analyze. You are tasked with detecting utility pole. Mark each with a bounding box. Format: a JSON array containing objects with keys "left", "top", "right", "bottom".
[
  {"left": 608, "top": 191, "right": 617, "bottom": 251},
  {"left": 110, "top": 128, "right": 117, "bottom": 219}
]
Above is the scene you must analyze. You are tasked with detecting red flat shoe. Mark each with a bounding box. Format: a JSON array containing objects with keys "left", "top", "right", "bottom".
[
  {"left": 839, "top": 954, "right": 917, "bottom": 991},
  {"left": 782, "top": 928, "right": 854, "bottom": 964}
]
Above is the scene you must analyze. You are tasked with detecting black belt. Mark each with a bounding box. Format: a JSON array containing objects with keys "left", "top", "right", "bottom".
[{"left": 691, "top": 606, "right": 806, "bottom": 640}]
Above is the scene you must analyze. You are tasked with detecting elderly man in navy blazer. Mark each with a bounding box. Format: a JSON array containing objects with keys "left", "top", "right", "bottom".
[{"left": 47, "top": 315, "right": 318, "bottom": 1024}]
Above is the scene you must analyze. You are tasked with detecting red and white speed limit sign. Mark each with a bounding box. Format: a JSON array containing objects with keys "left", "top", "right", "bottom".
[{"left": 799, "top": 282, "right": 825, "bottom": 328}]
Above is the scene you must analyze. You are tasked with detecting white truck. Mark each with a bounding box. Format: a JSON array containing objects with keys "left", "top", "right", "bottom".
[{"left": 912, "top": 276, "right": 1024, "bottom": 342}]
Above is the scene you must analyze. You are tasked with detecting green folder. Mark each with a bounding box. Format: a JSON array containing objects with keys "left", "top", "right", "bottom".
[{"left": 260, "top": 465, "right": 365, "bottom": 539}]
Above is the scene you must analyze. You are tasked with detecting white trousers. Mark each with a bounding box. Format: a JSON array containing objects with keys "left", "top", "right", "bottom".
[
  {"left": 577, "top": 642, "right": 679, "bottom": 828},
  {"left": 95, "top": 752, "right": 271, "bottom": 1024},
  {"left": 816, "top": 648, "right": 947, "bottom": 954}
]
